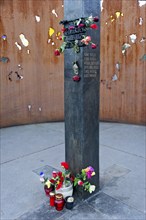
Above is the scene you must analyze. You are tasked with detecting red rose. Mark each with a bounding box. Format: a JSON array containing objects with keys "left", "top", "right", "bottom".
[
  {"left": 69, "top": 26, "right": 75, "bottom": 30},
  {"left": 78, "top": 180, "right": 84, "bottom": 186},
  {"left": 59, "top": 36, "right": 62, "bottom": 40},
  {"left": 54, "top": 49, "right": 60, "bottom": 56},
  {"left": 72, "top": 75, "right": 81, "bottom": 82},
  {"left": 93, "top": 16, "right": 99, "bottom": 22},
  {"left": 61, "top": 28, "right": 66, "bottom": 33},
  {"left": 90, "top": 24, "right": 98, "bottom": 29},
  {"left": 91, "top": 43, "right": 97, "bottom": 49},
  {"left": 56, "top": 182, "right": 63, "bottom": 190},
  {"left": 57, "top": 171, "right": 63, "bottom": 177},
  {"left": 78, "top": 23, "right": 85, "bottom": 28},
  {"left": 50, "top": 179, "right": 55, "bottom": 184},
  {"left": 52, "top": 171, "right": 58, "bottom": 178},
  {"left": 61, "top": 162, "right": 69, "bottom": 170}
]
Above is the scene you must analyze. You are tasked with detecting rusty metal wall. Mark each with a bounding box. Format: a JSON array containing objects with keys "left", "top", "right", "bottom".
[
  {"left": 100, "top": 0, "right": 146, "bottom": 124},
  {"left": 0, "top": 0, "right": 64, "bottom": 127},
  {"left": 0, "top": 0, "right": 146, "bottom": 127}
]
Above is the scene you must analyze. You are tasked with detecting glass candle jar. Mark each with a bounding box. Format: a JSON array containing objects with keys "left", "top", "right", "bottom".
[
  {"left": 49, "top": 192, "right": 55, "bottom": 206},
  {"left": 65, "top": 196, "right": 74, "bottom": 209},
  {"left": 55, "top": 193, "right": 65, "bottom": 211},
  {"left": 44, "top": 185, "right": 53, "bottom": 197}
]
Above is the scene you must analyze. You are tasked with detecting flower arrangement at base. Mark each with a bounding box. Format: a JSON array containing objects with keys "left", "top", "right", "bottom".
[
  {"left": 73, "top": 166, "right": 96, "bottom": 193},
  {"left": 40, "top": 162, "right": 74, "bottom": 198},
  {"left": 39, "top": 162, "right": 96, "bottom": 199}
]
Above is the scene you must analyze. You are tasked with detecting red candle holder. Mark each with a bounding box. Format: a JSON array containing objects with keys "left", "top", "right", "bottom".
[
  {"left": 55, "top": 193, "right": 65, "bottom": 211},
  {"left": 44, "top": 185, "right": 53, "bottom": 197},
  {"left": 49, "top": 192, "right": 55, "bottom": 206}
]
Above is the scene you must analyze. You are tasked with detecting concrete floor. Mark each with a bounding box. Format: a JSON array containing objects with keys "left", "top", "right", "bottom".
[{"left": 0, "top": 122, "right": 146, "bottom": 220}]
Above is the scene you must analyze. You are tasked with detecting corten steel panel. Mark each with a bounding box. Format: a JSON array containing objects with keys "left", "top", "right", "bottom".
[
  {"left": 0, "top": 0, "right": 146, "bottom": 127},
  {"left": 0, "top": 0, "right": 64, "bottom": 127},
  {"left": 100, "top": 0, "right": 146, "bottom": 124}
]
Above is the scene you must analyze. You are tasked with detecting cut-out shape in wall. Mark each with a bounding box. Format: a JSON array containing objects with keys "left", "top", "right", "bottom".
[
  {"left": 19, "top": 34, "right": 29, "bottom": 47},
  {"left": 138, "top": 0, "right": 146, "bottom": 7},
  {"left": 140, "top": 37, "right": 146, "bottom": 42},
  {"left": 100, "top": 0, "right": 103, "bottom": 11},
  {"left": 8, "top": 71, "right": 13, "bottom": 81},
  {"left": 115, "top": 12, "right": 121, "bottom": 18},
  {"left": 140, "top": 54, "right": 146, "bottom": 61},
  {"left": 15, "top": 42, "right": 22, "bottom": 50},
  {"left": 115, "top": 62, "right": 120, "bottom": 71},
  {"left": 122, "top": 43, "right": 131, "bottom": 55},
  {"left": 52, "top": 42, "right": 55, "bottom": 45},
  {"left": 18, "top": 64, "right": 23, "bottom": 70},
  {"left": 112, "top": 74, "right": 118, "bottom": 81},
  {"left": 27, "top": 49, "right": 30, "bottom": 54},
  {"left": 0, "top": 57, "right": 9, "bottom": 63},
  {"left": 2, "top": 35, "right": 7, "bottom": 40},
  {"left": 129, "top": 34, "right": 137, "bottom": 43},
  {"left": 49, "top": 27, "right": 55, "bottom": 37},
  {"left": 8, "top": 71, "right": 23, "bottom": 81},
  {"left": 39, "top": 107, "right": 42, "bottom": 111},
  {"left": 56, "top": 32, "right": 61, "bottom": 39},
  {"left": 52, "top": 9, "right": 58, "bottom": 17},
  {"left": 106, "top": 81, "right": 112, "bottom": 90},
  {"left": 28, "top": 105, "right": 31, "bottom": 111},
  {"left": 139, "top": 17, "right": 143, "bottom": 25},
  {"left": 47, "top": 38, "right": 51, "bottom": 43},
  {"left": 35, "top": 15, "right": 40, "bottom": 22},
  {"left": 15, "top": 71, "right": 23, "bottom": 80}
]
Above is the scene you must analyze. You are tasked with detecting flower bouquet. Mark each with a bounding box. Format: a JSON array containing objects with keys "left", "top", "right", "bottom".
[
  {"left": 73, "top": 166, "right": 96, "bottom": 193},
  {"left": 39, "top": 163, "right": 96, "bottom": 199},
  {"left": 40, "top": 162, "right": 74, "bottom": 198}
]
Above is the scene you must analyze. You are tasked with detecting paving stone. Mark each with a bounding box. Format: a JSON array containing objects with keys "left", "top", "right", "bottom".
[{"left": 87, "top": 192, "right": 145, "bottom": 220}]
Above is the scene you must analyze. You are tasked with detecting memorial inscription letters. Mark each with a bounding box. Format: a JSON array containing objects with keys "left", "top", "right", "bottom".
[{"left": 84, "top": 52, "right": 100, "bottom": 78}]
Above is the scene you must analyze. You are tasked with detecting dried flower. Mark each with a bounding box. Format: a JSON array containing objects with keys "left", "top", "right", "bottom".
[{"left": 93, "top": 16, "right": 99, "bottom": 22}]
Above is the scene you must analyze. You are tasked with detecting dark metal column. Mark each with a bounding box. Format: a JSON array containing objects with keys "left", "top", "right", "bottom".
[{"left": 64, "top": 0, "right": 100, "bottom": 198}]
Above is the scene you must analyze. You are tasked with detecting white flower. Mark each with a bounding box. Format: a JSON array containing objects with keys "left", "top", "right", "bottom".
[
  {"left": 45, "top": 180, "right": 51, "bottom": 188},
  {"left": 40, "top": 177, "right": 45, "bottom": 183},
  {"left": 89, "top": 185, "right": 96, "bottom": 193}
]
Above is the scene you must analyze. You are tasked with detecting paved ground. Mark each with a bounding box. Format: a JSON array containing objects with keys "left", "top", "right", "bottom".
[{"left": 0, "top": 122, "right": 146, "bottom": 220}]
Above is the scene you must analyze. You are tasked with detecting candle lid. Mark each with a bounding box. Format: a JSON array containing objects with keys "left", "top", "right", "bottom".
[
  {"left": 50, "top": 192, "right": 55, "bottom": 196},
  {"left": 55, "top": 193, "right": 63, "bottom": 200},
  {"left": 67, "top": 197, "right": 74, "bottom": 203}
]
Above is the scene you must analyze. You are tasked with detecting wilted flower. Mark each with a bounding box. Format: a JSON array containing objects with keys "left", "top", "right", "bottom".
[{"left": 93, "top": 16, "right": 99, "bottom": 22}]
